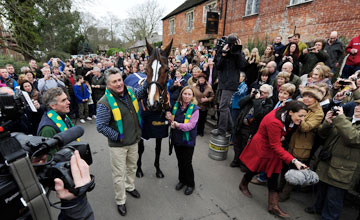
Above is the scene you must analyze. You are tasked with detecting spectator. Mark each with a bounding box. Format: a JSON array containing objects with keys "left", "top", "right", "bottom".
[
  {"left": 324, "top": 31, "right": 344, "bottom": 71},
  {"left": 305, "top": 104, "right": 360, "bottom": 220},
  {"left": 245, "top": 48, "right": 260, "bottom": 86},
  {"left": 73, "top": 75, "right": 91, "bottom": 124},
  {"left": 341, "top": 34, "right": 360, "bottom": 78},
  {"left": 293, "top": 33, "right": 308, "bottom": 56},
  {"left": 299, "top": 40, "right": 329, "bottom": 76},
  {"left": 179, "top": 63, "right": 192, "bottom": 81},
  {"left": 188, "top": 66, "right": 201, "bottom": 87},
  {"left": 230, "top": 72, "right": 248, "bottom": 126},
  {"left": 273, "top": 83, "right": 295, "bottom": 109},
  {"left": 192, "top": 73, "right": 214, "bottom": 136},
  {"left": 273, "top": 36, "right": 285, "bottom": 64},
  {"left": 0, "top": 67, "right": 18, "bottom": 91},
  {"left": 249, "top": 67, "right": 271, "bottom": 91},
  {"left": 48, "top": 57, "right": 65, "bottom": 72},
  {"left": 267, "top": 61, "right": 279, "bottom": 84},
  {"left": 280, "top": 62, "right": 302, "bottom": 90},
  {"left": 37, "top": 67, "right": 65, "bottom": 94},
  {"left": 169, "top": 70, "right": 187, "bottom": 107},
  {"left": 258, "top": 45, "right": 275, "bottom": 68},
  {"left": 280, "top": 85, "right": 325, "bottom": 201},
  {"left": 203, "top": 58, "right": 218, "bottom": 91},
  {"left": 231, "top": 84, "right": 274, "bottom": 167},
  {"left": 272, "top": 71, "right": 291, "bottom": 104},
  {"left": 29, "top": 59, "right": 43, "bottom": 79},
  {"left": 91, "top": 67, "right": 106, "bottom": 109},
  {"left": 26, "top": 71, "right": 38, "bottom": 91},
  {"left": 301, "top": 62, "right": 333, "bottom": 89},
  {"left": 6, "top": 64, "right": 17, "bottom": 80},
  {"left": 239, "top": 101, "right": 308, "bottom": 218},
  {"left": 279, "top": 42, "right": 300, "bottom": 76}
]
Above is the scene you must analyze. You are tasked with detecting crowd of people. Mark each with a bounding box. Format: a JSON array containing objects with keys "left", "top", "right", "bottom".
[{"left": 0, "top": 31, "right": 360, "bottom": 220}]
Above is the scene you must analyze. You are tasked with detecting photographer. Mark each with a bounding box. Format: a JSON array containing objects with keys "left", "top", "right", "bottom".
[
  {"left": 212, "top": 34, "right": 246, "bottom": 138},
  {"left": 231, "top": 84, "right": 273, "bottom": 167},
  {"left": 305, "top": 104, "right": 360, "bottom": 220},
  {"left": 38, "top": 67, "right": 65, "bottom": 94},
  {"left": 299, "top": 40, "right": 329, "bottom": 76}
]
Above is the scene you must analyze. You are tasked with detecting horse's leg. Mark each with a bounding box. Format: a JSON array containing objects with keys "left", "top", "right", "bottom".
[
  {"left": 136, "top": 139, "right": 145, "bottom": 178},
  {"left": 155, "top": 138, "right": 164, "bottom": 178}
]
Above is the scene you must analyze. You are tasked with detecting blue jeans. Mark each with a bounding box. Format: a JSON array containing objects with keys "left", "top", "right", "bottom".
[
  {"left": 313, "top": 181, "right": 347, "bottom": 220},
  {"left": 341, "top": 65, "right": 360, "bottom": 79}
]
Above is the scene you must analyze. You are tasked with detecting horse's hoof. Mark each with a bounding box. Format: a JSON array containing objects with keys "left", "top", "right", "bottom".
[
  {"left": 136, "top": 169, "right": 144, "bottom": 178},
  {"left": 156, "top": 170, "right": 164, "bottom": 178}
]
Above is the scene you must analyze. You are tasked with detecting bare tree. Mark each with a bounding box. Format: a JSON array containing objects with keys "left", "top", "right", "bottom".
[{"left": 121, "top": 0, "right": 164, "bottom": 42}]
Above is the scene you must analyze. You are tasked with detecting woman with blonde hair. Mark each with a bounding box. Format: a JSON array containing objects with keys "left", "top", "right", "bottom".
[
  {"left": 245, "top": 48, "right": 261, "bottom": 85},
  {"left": 166, "top": 86, "right": 199, "bottom": 195}
]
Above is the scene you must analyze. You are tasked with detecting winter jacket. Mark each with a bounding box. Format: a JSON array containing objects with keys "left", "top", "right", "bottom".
[
  {"left": 231, "top": 82, "right": 248, "bottom": 109},
  {"left": 324, "top": 39, "right": 344, "bottom": 69},
  {"left": 345, "top": 34, "right": 360, "bottom": 66},
  {"left": 288, "top": 102, "right": 324, "bottom": 161},
  {"left": 316, "top": 114, "right": 360, "bottom": 191},
  {"left": 91, "top": 75, "right": 106, "bottom": 102},
  {"left": 74, "top": 83, "right": 90, "bottom": 103},
  {"left": 240, "top": 109, "right": 295, "bottom": 178},
  {"left": 299, "top": 50, "right": 329, "bottom": 76},
  {"left": 192, "top": 82, "right": 214, "bottom": 111},
  {"left": 216, "top": 47, "right": 246, "bottom": 91}
]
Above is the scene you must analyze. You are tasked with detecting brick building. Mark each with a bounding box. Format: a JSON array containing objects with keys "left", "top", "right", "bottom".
[{"left": 162, "top": 0, "right": 360, "bottom": 49}]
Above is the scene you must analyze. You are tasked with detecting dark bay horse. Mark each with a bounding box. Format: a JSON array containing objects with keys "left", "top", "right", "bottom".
[{"left": 136, "top": 39, "right": 173, "bottom": 178}]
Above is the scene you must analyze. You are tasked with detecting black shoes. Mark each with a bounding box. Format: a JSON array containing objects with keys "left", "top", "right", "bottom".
[
  {"left": 184, "top": 186, "right": 194, "bottom": 195},
  {"left": 304, "top": 207, "right": 321, "bottom": 215},
  {"left": 126, "top": 189, "right": 141, "bottom": 198},
  {"left": 117, "top": 204, "right": 127, "bottom": 216},
  {"left": 230, "top": 160, "right": 241, "bottom": 167},
  {"left": 175, "top": 182, "right": 185, "bottom": 191}
]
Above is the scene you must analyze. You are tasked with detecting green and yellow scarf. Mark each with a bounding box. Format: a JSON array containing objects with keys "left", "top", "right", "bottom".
[
  {"left": 47, "top": 109, "right": 79, "bottom": 141},
  {"left": 172, "top": 101, "right": 195, "bottom": 143},
  {"left": 105, "top": 87, "right": 142, "bottom": 140}
]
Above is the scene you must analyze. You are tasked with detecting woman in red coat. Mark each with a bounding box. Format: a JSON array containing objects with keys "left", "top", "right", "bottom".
[{"left": 239, "top": 101, "right": 308, "bottom": 218}]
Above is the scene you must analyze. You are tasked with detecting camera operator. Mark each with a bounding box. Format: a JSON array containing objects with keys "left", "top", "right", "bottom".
[
  {"left": 37, "top": 88, "right": 74, "bottom": 138},
  {"left": 212, "top": 34, "right": 246, "bottom": 138},
  {"left": 305, "top": 104, "right": 360, "bottom": 220}
]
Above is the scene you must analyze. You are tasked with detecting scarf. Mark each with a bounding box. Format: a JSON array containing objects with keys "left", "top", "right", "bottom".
[
  {"left": 47, "top": 110, "right": 79, "bottom": 141},
  {"left": 199, "top": 83, "right": 206, "bottom": 93},
  {"left": 172, "top": 101, "right": 195, "bottom": 142},
  {"left": 105, "top": 87, "right": 141, "bottom": 140}
]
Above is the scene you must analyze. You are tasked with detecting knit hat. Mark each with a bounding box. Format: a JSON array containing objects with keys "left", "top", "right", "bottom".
[{"left": 301, "top": 84, "right": 326, "bottom": 102}]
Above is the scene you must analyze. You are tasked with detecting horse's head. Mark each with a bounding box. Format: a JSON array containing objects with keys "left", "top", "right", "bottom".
[{"left": 146, "top": 39, "right": 173, "bottom": 111}]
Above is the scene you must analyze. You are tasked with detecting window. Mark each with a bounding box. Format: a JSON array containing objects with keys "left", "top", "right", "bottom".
[
  {"left": 169, "top": 18, "right": 175, "bottom": 35},
  {"left": 289, "top": 0, "right": 312, "bottom": 6},
  {"left": 245, "top": 0, "right": 260, "bottom": 16},
  {"left": 186, "top": 11, "right": 194, "bottom": 31},
  {"left": 203, "top": 1, "right": 217, "bottom": 23}
]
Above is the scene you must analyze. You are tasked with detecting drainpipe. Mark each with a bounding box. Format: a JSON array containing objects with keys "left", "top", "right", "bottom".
[{"left": 222, "top": 0, "right": 228, "bottom": 36}]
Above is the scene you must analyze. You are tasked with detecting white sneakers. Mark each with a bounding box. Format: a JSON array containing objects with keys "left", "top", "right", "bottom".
[
  {"left": 80, "top": 119, "right": 86, "bottom": 123},
  {"left": 86, "top": 117, "right": 92, "bottom": 121},
  {"left": 92, "top": 115, "right": 97, "bottom": 119}
]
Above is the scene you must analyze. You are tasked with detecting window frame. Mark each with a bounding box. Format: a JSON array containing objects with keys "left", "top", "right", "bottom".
[
  {"left": 288, "top": 0, "right": 313, "bottom": 7},
  {"left": 244, "top": 0, "right": 260, "bottom": 17},
  {"left": 169, "top": 17, "right": 175, "bottom": 35},
  {"left": 185, "top": 9, "right": 194, "bottom": 32},
  {"left": 202, "top": 1, "right": 217, "bottom": 23}
]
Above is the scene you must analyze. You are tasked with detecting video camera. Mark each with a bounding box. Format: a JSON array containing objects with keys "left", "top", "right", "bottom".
[
  {"left": 215, "top": 35, "right": 242, "bottom": 55},
  {"left": 0, "top": 126, "right": 93, "bottom": 220},
  {"left": 0, "top": 91, "right": 93, "bottom": 219}
]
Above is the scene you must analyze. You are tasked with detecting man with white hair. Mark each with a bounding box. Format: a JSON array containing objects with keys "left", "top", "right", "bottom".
[
  {"left": 324, "top": 31, "right": 344, "bottom": 71},
  {"left": 280, "top": 62, "right": 301, "bottom": 90},
  {"left": 37, "top": 66, "right": 65, "bottom": 94},
  {"left": 267, "top": 61, "right": 279, "bottom": 84}
]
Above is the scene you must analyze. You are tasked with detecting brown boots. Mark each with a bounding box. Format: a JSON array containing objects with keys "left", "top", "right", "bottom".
[
  {"left": 268, "top": 191, "right": 290, "bottom": 218},
  {"left": 239, "top": 177, "right": 252, "bottom": 198}
]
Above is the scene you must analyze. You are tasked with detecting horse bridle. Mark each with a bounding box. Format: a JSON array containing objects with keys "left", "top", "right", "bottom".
[{"left": 147, "top": 48, "right": 169, "bottom": 111}]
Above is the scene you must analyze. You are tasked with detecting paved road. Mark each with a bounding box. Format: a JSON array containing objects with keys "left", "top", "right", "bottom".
[{"left": 52, "top": 120, "right": 358, "bottom": 220}]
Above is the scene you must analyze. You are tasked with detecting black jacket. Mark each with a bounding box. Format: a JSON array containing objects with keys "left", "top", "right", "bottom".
[
  {"left": 324, "top": 39, "right": 344, "bottom": 69},
  {"left": 216, "top": 47, "right": 246, "bottom": 91},
  {"left": 236, "top": 95, "right": 274, "bottom": 135}
]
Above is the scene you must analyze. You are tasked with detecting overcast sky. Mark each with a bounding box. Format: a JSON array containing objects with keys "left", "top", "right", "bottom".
[{"left": 78, "top": 0, "right": 185, "bottom": 20}]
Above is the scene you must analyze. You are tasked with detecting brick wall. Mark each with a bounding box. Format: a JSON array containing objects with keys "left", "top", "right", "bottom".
[{"left": 163, "top": 0, "right": 360, "bottom": 50}]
